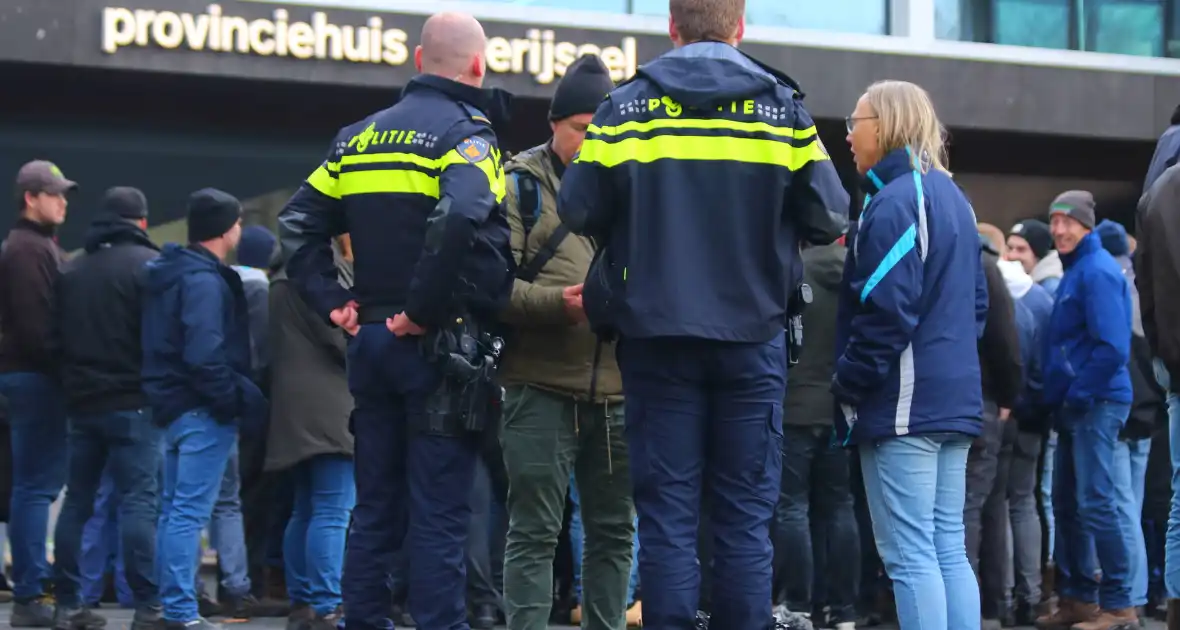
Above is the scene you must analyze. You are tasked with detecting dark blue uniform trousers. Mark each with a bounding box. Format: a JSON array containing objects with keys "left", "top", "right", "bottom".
[
  {"left": 344, "top": 324, "right": 479, "bottom": 630},
  {"left": 617, "top": 333, "right": 786, "bottom": 630}
]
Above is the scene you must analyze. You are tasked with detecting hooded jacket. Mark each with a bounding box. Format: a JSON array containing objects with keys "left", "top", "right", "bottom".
[
  {"left": 53, "top": 216, "right": 160, "bottom": 415},
  {"left": 558, "top": 41, "right": 848, "bottom": 342},
  {"left": 499, "top": 142, "right": 622, "bottom": 402},
  {"left": 832, "top": 148, "right": 985, "bottom": 444},
  {"left": 785, "top": 242, "right": 845, "bottom": 427},
  {"left": 141, "top": 243, "right": 266, "bottom": 429},
  {"left": 1031, "top": 251, "right": 1064, "bottom": 296},
  {"left": 1137, "top": 163, "right": 1180, "bottom": 380},
  {"left": 0, "top": 219, "right": 65, "bottom": 374},
  {"left": 998, "top": 259, "right": 1054, "bottom": 431},
  {"left": 1042, "top": 231, "right": 1133, "bottom": 411}
]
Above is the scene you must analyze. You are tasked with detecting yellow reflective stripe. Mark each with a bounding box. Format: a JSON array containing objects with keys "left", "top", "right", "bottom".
[
  {"left": 577, "top": 135, "right": 829, "bottom": 171},
  {"left": 337, "top": 169, "right": 440, "bottom": 198},
  {"left": 588, "top": 118, "right": 817, "bottom": 140},
  {"left": 306, "top": 165, "right": 339, "bottom": 199},
  {"left": 439, "top": 149, "right": 507, "bottom": 204},
  {"left": 340, "top": 152, "right": 441, "bottom": 170},
  {"left": 326, "top": 161, "right": 341, "bottom": 173}
]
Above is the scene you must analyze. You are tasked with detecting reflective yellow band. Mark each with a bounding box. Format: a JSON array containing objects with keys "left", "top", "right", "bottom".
[
  {"left": 341, "top": 152, "right": 442, "bottom": 171},
  {"left": 326, "top": 161, "right": 341, "bottom": 173},
  {"left": 306, "top": 166, "right": 339, "bottom": 199},
  {"left": 577, "top": 135, "right": 829, "bottom": 171},
  {"left": 337, "top": 169, "right": 440, "bottom": 198},
  {"left": 588, "top": 118, "right": 817, "bottom": 140}
]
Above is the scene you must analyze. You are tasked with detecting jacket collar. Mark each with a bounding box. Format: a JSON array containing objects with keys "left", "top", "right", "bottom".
[
  {"left": 403, "top": 74, "right": 514, "bottom": 128},
  {"left": 13, "top": 217, "right": 55, "bottom": 238},
  {"left": 861, "top": 148, "right": 918, "bottom": 196},
  {"left": 1059, "top": 231, "right": 1101, "bottom": 269}
]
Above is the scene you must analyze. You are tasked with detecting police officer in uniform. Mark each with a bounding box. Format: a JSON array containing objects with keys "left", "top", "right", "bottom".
[
  {"left": 277, "top": 12, "right": 514, "bottom": 630},
  {"left": 557, "top": 0, "right": 849, "bottom": 628}
]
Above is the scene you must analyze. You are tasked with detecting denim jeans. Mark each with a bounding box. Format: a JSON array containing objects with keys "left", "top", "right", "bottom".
[
  {"left": 284, "top": 454, "right": 355, "bottom": 616},
  {"left": 859, "top": 434, "right": 979, "bottom": 630},
  {"left": 79, "top": 465, "right": 133, "bottom": 607},
  {"left": 771, "top": 425, "right": 859, "bottom": 622},
  {"left": 0, "top": 372, "right": 68, "bottom": 601},
  {"left": 1009, "top": 429, "right": 1045, "bottom": 607},
  {"left": 54, "top": 408, "right": 162, "bottom": 609},
  {"left": 1117, "top": 438, "right": 1150, "bottom": 607},
  {"left": 1054, "top": 402, "right": 1134, "bottom": 610},
  {"left": 569, "top": 472, "right": 641, "bottom": 607},
  {"left": 196, "top": 443, "right": 251, "bottom": 599},
  {"left": 1154, "top": 359, "right": 1180, "bottom": 600},
  {"left": 1042, "top": 431, "right": 1058, "bottom": 560},
  {"left": 158, "top": 410, "right": 238, "bottom": 623}
]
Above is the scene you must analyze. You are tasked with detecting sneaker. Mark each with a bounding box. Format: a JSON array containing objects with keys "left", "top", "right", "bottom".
[
  {"left": 286, "top": 603, "right": 314, "bottom": 630},
  {"left": 163, "top": 619, "right": 223, "bottom": 630},
  {"left": 222, "top": 594, "right": 262, "bottom": 620},
  {"left": 53, "top": 606, "right": 107, "bottom": 630},
  {"left": 834, "top": 623, "right": 856, "bottom": 630},
  {"left": 13, "top": 597, "right": 57, "bottom": 628},
  {"left": 131, "top": 606, "right": 163, "bottom": 630},
  {"left": 307, "top": 607, "right": 343, "bottom": 630}
]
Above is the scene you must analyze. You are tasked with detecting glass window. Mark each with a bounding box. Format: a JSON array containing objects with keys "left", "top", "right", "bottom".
[
  {"left": 994, "top": 0, "right": 1071, "bottom": 48},
  {"left": 1082, "top": 0, "right": 1164, "bottom": 56},
  {"left": 451, "top": 0, "right": 630, "bottom": 12},
  {"left": 611, "top": 0, "right": 890, "bottom": 34}
]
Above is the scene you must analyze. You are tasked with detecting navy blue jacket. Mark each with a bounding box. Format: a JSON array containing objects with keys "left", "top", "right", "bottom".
[
  {"left": 141, "top": 244, "right": 266, "bottom": 428},
  {"left": 279, "top": 76, "right": 515, "bottom": 327},
  {"left": 1042, "top": 231, "right": 1133, "bottom": 410},
  {"left": 832, "top": 148, "right": 985, "bottom": 444},
  {"left": 558, "top": 42, "right": 848, "bottom": 342}
]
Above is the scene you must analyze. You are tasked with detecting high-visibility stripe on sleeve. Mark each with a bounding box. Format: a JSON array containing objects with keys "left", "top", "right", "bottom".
[
  {"left": 306, "top": 165, "right": 340, "bottom": 199},
  {"left": 337, "top": 170, "right": 440, "bottom": 198},
  {"left": 589, "top": 118, "right": 818, "bottom": 140},
  {"left": 440, "top": 148, "right": 507, "bottom": 204},
  {"left": 576, "top": 134, "right": 829, "bottom": 171}
]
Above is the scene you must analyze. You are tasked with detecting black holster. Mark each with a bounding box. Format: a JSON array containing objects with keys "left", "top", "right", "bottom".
[{"left": 416, "top": 321, "right": 505, "bottom": 438}]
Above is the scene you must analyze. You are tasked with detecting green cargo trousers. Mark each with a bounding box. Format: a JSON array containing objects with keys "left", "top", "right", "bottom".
[{"left": 500, "top": 385, "right": 635, "bottom": 630}]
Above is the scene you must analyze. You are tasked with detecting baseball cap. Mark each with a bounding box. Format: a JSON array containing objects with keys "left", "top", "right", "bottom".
[{"left": 15, "top": 160, "right": 78, "bottom": 199}]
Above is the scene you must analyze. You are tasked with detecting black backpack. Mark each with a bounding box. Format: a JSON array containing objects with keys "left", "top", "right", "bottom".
[{"left": 510, "top": 171, "right": 570, "bottom": 282}]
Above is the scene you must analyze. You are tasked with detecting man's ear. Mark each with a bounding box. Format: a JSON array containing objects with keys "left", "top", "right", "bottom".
[
  {"left": 414, "top": 45, "right": 423, "bottom": 73},
  {"left": 668, "top": 16, "right": 681, "bottom": 46},
  {"left": 734, "top": 17, "right": 745, "bottom": 43},
  {"left": 471, "top": 54, "right": 486, "bottom": 79}
]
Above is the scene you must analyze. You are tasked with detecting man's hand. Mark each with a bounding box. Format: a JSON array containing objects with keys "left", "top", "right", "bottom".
[
  {"left": 563, "top": 284, "right": 586, "bottom": 324},
  {"left": 330, "top": 300, "right": 360, "bottom": 336},
  {"left": 999, "top": 407, "right": 1012, "bottom": 422},
  {"left": 387, "top": 312, "right": 426, "bottom": 337}
]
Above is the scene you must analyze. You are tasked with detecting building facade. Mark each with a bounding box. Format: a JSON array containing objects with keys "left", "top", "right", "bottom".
[{"left": 0, "top": 0, "right": 1177, "bottom": 247}]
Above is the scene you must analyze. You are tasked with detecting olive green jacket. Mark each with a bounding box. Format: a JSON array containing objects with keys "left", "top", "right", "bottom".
[{"left": 498, "top": 142, "right": 622, "bottom": 402}]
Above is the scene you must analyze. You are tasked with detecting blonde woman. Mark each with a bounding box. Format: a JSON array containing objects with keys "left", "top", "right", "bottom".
[{"left": 830, "top": 80, "right": 984, "bottom": 630}]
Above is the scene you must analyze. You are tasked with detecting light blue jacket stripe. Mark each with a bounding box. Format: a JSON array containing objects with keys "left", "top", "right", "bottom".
[
  {"left": 867, "top": 170, "right": 885, "bottom": 190},
  {"left": 860, "top": 223, "right": 917, "bottom": 303}
]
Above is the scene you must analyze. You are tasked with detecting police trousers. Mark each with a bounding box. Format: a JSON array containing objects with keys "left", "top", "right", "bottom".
[
  {"left": 617, "top": 333, "right": 786, "bottom": 630},
  {"left": 343, "top": 324, "right": 479, "bottom": 630}
]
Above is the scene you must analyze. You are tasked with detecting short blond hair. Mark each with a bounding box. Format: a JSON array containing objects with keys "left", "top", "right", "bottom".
[
  {"left": 669, "top": 0, "right": 745, "bottom": 43},
  {"left": 862, "top": 80, "right": 949, "bottom": 175}
]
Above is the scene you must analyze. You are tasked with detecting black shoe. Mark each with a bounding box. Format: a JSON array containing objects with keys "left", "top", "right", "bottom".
[
  {"left": 53, "top": 606, "right": 107, "bottom": 630},
  {"left": 131, "top": 606, "right": 163, "bottom": 630},
  {"left": 162, "top": 618, "right": 222, "bottom": 630},
  {"left": 222, "top": 594, "right": 259, "bottom": 620},
  {"left": 286, "top": 603, "right": 314, "bottom": 630},
  {"left": 307, "top": 607, "right": 343, "bottom": 630},
  {"left": 471, "top": 604, "right": 496, "bottom": 630},
  {"left": 12, "top": 597, "right": 57, "bottom": 628},
  {"left": 196, "top": 597, "right": 220, "bottom": 619}
]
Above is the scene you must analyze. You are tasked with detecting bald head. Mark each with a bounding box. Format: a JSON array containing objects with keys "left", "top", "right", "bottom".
[{"left": 416, "top": 12, "right": 488, "bottom": 85}]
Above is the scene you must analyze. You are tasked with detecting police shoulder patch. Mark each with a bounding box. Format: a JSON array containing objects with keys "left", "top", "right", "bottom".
[{"left": 457, "top": 136, "right": 491, "bottom": 163}]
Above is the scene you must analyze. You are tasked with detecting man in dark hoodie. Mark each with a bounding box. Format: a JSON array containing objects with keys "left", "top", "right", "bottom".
[
  {"left": 49, "top": 187, "right": 162, "bottom": 630},
  {"left": 557, "top": 1, "right": 849, "bottom": 628},
  {"left": 141, "top": 188, "right": 266, "bottom": 630}
]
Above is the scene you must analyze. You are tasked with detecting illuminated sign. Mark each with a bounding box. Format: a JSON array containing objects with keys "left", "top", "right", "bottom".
[{"left": 100, "top": 4, "right": 638, "bottom": 84}]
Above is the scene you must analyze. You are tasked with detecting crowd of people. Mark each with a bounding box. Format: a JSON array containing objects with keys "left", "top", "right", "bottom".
[{"left": 0, "top": 1, "right": 1179, "bottom": 630}]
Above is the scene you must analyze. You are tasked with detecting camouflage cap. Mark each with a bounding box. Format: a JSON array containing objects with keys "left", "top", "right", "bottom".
[{"left": 15, "top": 160, "right": 78, "bottom": 199}]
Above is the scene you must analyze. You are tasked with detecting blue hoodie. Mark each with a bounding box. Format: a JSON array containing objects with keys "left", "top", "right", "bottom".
[
  {"left": 141, "top": 243, "right": 266, "bottom": 429},
  {"left": 831, "top": 148, "right": 985, "bottom": 444},
  {"left": 1041, "top": 231, "right": 1133, "bottom": 411}
]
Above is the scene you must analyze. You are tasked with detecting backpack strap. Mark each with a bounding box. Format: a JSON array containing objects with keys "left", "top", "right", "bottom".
[{"left": 511, "top": 171, "right": 571, "bottom": 283}]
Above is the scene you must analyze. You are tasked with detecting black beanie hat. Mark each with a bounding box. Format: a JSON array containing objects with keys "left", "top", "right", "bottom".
[
  {"left": 99, "top": 186, "right": 148, "bottom": 219},
  {"left": 549, "top": 54, "right": 615, "bottom": 121},
  {"left": 1009, "top": 219, "right": 1053, "bottom": 260},
  {"left": 186, "top": 188, "right": 242, "bottom": 243}
]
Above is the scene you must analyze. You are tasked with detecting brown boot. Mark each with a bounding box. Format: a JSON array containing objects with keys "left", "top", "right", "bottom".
[
  {"left": 1037, "top": 598, "right": 1100, "bottom": 630},
  {"left": 1168, "top": 599, "right": 1180, "bottom": 630},
  {"left": 1070, "top": 607, "right": 1139, "bottom": 630}
]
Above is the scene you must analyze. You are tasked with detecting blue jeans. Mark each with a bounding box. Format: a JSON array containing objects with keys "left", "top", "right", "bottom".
[
  {"left": 1153, "top": 360, "right": 1180, "bottom": 599},
  {"left": 1118, "top": 438, "right": 1151, "bottom": 607},
  {"left": 1042, "top": 430, "right": 1058, "bottom": 560},
  {"left": 1054, "top": 402, "right": 1134, "bottom": 610},
  {"left": 569, "top": 473, "right": 640, "bottom": 606},
  {"left": 158, "top": 410, "right": 238, "bottom": 622},
  {"left": 0, "top": 372, "right": 68, "bottom": 600},
  {"left": 80, "top": 466, "right": 132, "bottom": 607},
  {"left": 195, "top": 444, "right": 251, "bottom": 599},
  {"left": 859, "top": 434, "right": 978, "bottom": 630},
  {"left": 54, "top": 409, "right": 161, "bottom": 609},
  {"left": 284, "top": 455, "right": 356, "bottom": 616}
]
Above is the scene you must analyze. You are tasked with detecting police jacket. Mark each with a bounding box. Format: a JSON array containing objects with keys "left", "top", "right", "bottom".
[
  {"left": 832, "top": 148, "right": 985, "bottom": 444},
  {"left": 279, "top": 75, "right": 516, "bottom": 328},
  {"left": 557, "top": 42, "right": 849, "bottom": 343}
]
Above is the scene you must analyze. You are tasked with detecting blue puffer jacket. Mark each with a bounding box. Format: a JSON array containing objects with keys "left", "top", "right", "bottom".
[
  {"left": 141, "top": 244, "right": 267, "bottom": 429},
  {"left": 1041, "top": 231, "right": 1133, "bottom": 411},
  {"left": 832, "top": 148, "right": 985, "bottom": 444}
]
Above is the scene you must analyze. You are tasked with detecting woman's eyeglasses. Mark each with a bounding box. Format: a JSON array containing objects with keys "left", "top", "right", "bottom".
[{"left": 845, "top": 116, "right": 878, "bottom": 133}]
